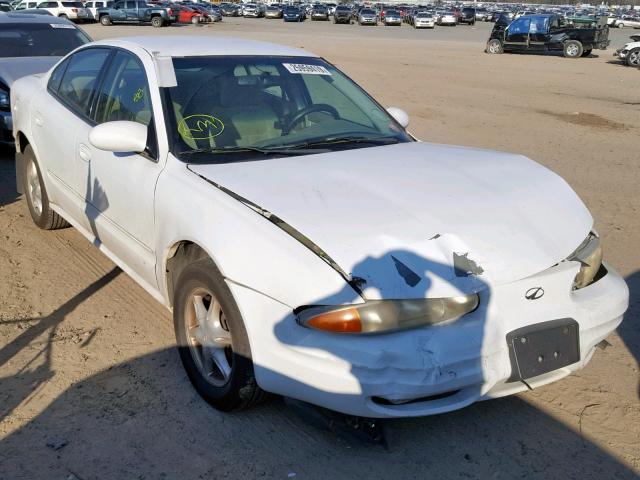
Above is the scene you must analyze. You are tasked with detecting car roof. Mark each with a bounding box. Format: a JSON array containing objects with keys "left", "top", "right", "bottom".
[
  {"left": 91, "top": 36, "right": 317, "bottom": 58},
  {"left": 0, "top": 11, "right": 75, "bottom": 23}
]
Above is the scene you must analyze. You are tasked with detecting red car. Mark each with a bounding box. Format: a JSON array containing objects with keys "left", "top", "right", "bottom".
[{"left": 171, "top": 4, "right": 206, "bottom": 23}]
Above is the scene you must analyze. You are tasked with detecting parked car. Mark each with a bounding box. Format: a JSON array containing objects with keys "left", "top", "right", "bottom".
[
  {"left": 11, "top": 35, "right": 629, "bottom": 418},
  {"left": 383, "top": 9, "right": 401, "bottom": 26},
  {"left": 12, "top": 0, "right": 40, "bottom": 10},
  {"left": 0, "top": 0, "right": 12, "bottom": 11},
  {"left": 475, "top": 8, "right": 489, "bottom": 21},
  {"left": 282, "top": 5, "right": 303, "bottom": 22},
  {"left": 310, "top": 4, "right": 328, "bottom": 21},
  {"left": 614, "top": 34, "right": 640, "bottom": 66},
  {"left": 219, "top": 2, "right": 239, "bottom": 17},
  {"left": 614, "top": 15, "right": 640, "bottom": 29},
  {"left": 242, "top": 3, "right": 264, "bottom": 18},
  {"left": 486, "top": 14, "right": 610, "bottom": 58},
  {"left": 438, "top": 11, "right": 457, "bottom": 26},
  {"left": 332, "top": 4, "right": 351, "bottom": 24},
  {"left": 459, "top": 7, "right": 475, "bottom": 25},
  {"left": 357, "top": 7, "right": 376, "bottom": 25},
  {"left": 413, "top": 12, "right": 435, "bottom": 29},
  {"left": 85, "top": 0, "right": 112, "bottom": 21},
  {"left": 0, "top": 11, "right": 90, "bottom": 145},
  {"left": 265, "top": 4, "right": 282, "bottom": 19},
  {"left": 35, "top": 1, "right": 89, "bottom": 21},
  {"left": 172, "top": 5, "right": 206, "bottom": 24},
  {"left": 96, "top": 0, "right": 173, "bottom": 27},
  {"left": 196, "top": 3, "right": 222, "bottom": 22}
]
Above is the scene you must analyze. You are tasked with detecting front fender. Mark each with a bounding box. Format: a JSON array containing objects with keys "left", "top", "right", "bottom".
[{"left": 154, "top": 159, "right": 361, "bottom": 309}]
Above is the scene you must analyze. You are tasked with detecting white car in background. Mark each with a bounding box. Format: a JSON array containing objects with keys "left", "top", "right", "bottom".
[
  {"left": 414, "top": 12, "right": 435, "bottom": 28},
  {"left": 36, "top": 0, "right": 89, "bottom": 21},
  {"left": 84, "top": 0, "right": 112, "bottom": 20},
  {"left": 614, "top": 35, "right": 640, "bottom": 65},
  {"left": 11, "top": 36, "right": 629, "bottom": 418},
  {"left": 12, "top": 0, "right": 40, "bottom": 9},
  {"left": 438, "top": 11, "right": 457, "bottom": 26}
]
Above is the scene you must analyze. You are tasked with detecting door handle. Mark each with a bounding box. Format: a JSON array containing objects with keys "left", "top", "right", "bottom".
[
  {"left": 78, "top": 144, "right": 92, "bottom": 163},
  {"left": 34, "top": 112, "right": 43, "bottom": 127}
]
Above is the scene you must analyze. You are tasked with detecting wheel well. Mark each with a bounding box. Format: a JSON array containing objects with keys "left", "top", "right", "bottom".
[
  {"left": 165, "top": 241, "right": 210, "bottom": 307},
  {"left": 16, "top": 132, "right": 29, "bottom": 153}
]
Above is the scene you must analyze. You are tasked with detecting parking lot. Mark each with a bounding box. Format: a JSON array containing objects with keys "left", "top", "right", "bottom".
[{"left": 0, "top": 17, "right": 639, "bottom": 479}]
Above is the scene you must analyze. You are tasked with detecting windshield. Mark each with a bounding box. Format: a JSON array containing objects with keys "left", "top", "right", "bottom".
[
  {"left": 166, "top": 56, "right": 411, "bottom": 162},
  {"left": 0, "top": 23, "right": 90, "bottom": 58}
]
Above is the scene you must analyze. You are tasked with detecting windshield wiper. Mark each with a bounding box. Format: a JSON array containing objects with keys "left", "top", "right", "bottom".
[
  {"left": 273, "top": 135, "right": 403, "bottom": 150},
  {"left": 179, "top": 145, "right": 325, "bottom": 157}
]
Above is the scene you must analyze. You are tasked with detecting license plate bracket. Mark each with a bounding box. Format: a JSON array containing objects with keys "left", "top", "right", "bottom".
[{"left": 507, "top": 318, "right": 580, "bottom": 382}]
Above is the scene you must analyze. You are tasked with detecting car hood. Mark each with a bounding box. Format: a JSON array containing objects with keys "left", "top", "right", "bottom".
[
  {"left": 0, "top": 56, "right": 59, "bottom": 87},
  {"left": 189, "top": 141, "right": 592, "bottom": 299}
]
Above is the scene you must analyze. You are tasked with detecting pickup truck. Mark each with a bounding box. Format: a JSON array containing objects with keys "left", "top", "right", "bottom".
[
  {"left": 97, "top": 0, "right": 173, "bottom": 27},
  {"left": 486, "top": 14, "right": 610, "bottom": 58}
]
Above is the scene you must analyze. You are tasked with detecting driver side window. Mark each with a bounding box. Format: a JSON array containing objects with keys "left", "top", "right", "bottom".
[{"left": 508, "top": 17, "right": 531, "bottom": 35}]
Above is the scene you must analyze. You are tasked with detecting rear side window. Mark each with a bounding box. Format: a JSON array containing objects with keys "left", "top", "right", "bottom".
[
  {"left": 48, "top": 57, "right": 70, "bottom": 93},
  {"left": 57, "top": 48, "right": 111, "bottom": 118}
]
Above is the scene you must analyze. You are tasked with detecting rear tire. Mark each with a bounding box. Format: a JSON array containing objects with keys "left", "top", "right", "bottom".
[
  {"left": 58, "top": 13, "right": 68, "bottom": 19},
  {"left": 563, "top": 40, "right": 583, "bottom": 58},
  {"left": 99, "top": 14, "right": 112, "bottom": 25},
  {"left": 22, "top": 145, "right": 69, "bottom": 230},
  {"left": 173, "top": 257, "right": 265, "bottom": 412},
  {"left": 626, "top": 47, "right": 640, "bottom": 66},
  {"left": 151, "top": 15, "right": 163, "bottom": 27},
  {"left": 617, "top": 22, "right": 624, "bottom": 28}
]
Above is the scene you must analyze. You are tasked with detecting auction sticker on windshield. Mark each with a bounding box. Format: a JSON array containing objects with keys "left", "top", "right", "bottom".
[{"left": 283, "top": 63, "right": 332, "bottom": 75}]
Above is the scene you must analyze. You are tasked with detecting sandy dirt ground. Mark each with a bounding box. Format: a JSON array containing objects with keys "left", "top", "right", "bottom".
[{"left": 0, "top": 20, "right": 638, "bottom": 479}]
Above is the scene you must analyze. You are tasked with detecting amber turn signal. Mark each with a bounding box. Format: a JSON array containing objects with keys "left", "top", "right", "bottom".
[{"left": 307, "top": 307, "right": 362, "bottom": 333}]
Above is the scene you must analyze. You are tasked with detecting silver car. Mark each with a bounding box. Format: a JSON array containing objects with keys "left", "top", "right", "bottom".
[
  {"left": 358, "top": 7, "right": 377, "bottom": 25},
  {"left": 384, "top": 9, "right": 401, "bottom": 26}
]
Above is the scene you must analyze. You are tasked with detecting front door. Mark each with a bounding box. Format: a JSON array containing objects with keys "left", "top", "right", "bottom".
[
  {"left": 504, "top": 17, "right": 531, "bottom": 51},
  {"left": 75, "top": 50, "right": 162, "bottom": 288}
]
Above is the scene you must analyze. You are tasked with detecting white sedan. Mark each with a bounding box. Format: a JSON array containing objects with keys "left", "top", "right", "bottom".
[
  {"left": 414, "top": 12, "right": 436, "bottom": 29},
  {"left": 11, "top": 36, "right": 629, "bottom": 418}
]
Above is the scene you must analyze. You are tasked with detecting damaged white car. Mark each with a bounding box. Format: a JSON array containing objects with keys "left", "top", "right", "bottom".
[{"left": 11, "top": 36, "right": 629, "bottom": 418}]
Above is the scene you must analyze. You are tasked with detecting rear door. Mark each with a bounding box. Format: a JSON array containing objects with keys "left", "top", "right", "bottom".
[
  {"left": 528, "top": 16, "right": 550, "bottom": 50},
  {"left": 32, "top": 47, "right": 111, "bottom": 220}
]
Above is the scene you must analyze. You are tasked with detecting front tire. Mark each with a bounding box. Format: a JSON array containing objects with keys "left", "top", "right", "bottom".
[
  {"left": 22, "top": 145, "right": 69, "bottom": 230},
  {"left": 173, "top": 257, "right": 264, "bottom": 412},
  {"left": 99, "top": 14, "right": 112, "bottom": 25},
  {"left": 486, "top": 38, "right": 503, "bottom": 54},
  {"left": 563, "top": 40, "right": 583, "bottom": 58},
  {"left": 626, "top": 47, "right": 640, "bottom": 66}
]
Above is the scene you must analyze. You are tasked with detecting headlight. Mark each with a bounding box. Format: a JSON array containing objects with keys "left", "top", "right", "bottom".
[
  {"left": 297, "top": 294, "right": 480, "bottom": 334},
  {"left": 0, "top": 85, "right": 9, "bottom": 110},
  {"left": 568, "top": 232, "right": 603, "bottom": 290}
]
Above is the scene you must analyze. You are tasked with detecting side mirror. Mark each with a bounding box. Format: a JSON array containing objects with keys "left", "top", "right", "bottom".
[
  {"left": 386, "top": 107, "right": 410, "bottom": 129},
  {"left": 89, "top": 121, "right": 147, "bottom": 153}
]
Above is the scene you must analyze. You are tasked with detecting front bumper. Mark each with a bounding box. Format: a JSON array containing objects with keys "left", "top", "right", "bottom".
[
  {"left": 360, "top": 18, "right": 377, "bottom": 24},
  {"left": 230, "top": 261, "right": 629, "bottom": 418},
  {"left": 614, "top": 49, "right": 627, "bottom": 58},
  {"left": 0, "top": 109, "right": 13, "bottom": 146}
]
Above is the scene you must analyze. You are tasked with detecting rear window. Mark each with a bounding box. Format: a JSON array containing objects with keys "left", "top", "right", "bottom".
[{"left": 0, "top": 23, "right": 90, "bottom": 58}]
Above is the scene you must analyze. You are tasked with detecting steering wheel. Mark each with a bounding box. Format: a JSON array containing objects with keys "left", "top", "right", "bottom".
[{"left": 284, "top": 104, "right": 340, "bottom": 134}]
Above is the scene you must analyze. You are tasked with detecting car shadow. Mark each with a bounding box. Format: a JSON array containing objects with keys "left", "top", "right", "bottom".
[
  {"left": 619, "top": 270, "right": 640, "bottom": 398},
  {"left": 0, "top": 345, "right": 636, "bottom": 478},
  {"left": 0, "top": 146, "right": 19, "bottom": 209}
]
